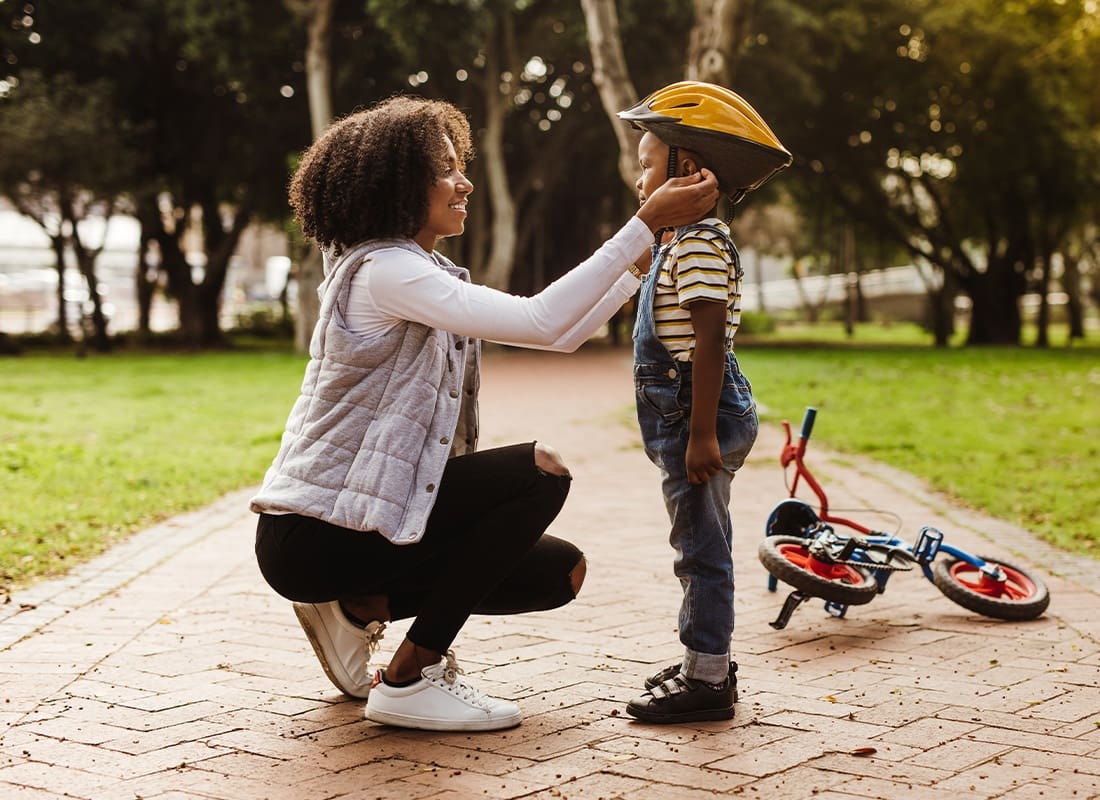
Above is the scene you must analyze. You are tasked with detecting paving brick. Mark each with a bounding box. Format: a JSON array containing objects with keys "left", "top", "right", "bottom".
[
  {"left": 933, "top": 761, "right": 1053, "bottom": 796},
  {"left": 828, "top": 774, "right": 967, "bottom": 799},
  {"left": 0, "top": 782, "right": 82, "bottom": 800},
  {"left": 995, "top": 747, "right": 1100, "bottom": 776},
  {"left": 1, "top": 348, "right": 1097, "bottom": 800},
  {"left": 534, "top": 770, "right": 649, "bottom": 799},
  {"left": 903, "top": 737, "right": 1011, "bottom": 770},
  {"left": 875, "top": 716, "right": 983, "bottom": 748},
  {"left": 730, "top": 764, "right": 850, "bottom": 800}
]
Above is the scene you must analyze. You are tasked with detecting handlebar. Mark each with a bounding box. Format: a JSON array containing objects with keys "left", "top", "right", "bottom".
[
  {"left": 779, "top": 406, "right": 840, "bottom": 526},
  {"left": 800, "top": 407, "right": 817, "bottom": 441},
  {"left": 780, "top": 407, "right": 817, "bottom": 473}
]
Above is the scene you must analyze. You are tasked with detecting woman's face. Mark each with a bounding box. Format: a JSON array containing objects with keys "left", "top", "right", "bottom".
[{"left": 415, "top": 134, "right": 473, "bottom": 251}]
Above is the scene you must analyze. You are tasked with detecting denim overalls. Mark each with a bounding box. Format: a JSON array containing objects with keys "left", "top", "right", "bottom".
[{"left": 633, "top": 222, "right": 759, "bottom": 683}]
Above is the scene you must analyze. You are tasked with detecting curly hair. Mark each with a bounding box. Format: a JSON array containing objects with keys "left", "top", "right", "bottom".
[{"left": 289, "top": 95, "right": 474, "bottom": 255}]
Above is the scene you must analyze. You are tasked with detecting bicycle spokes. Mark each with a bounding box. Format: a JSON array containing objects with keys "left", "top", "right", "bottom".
[
  {"left": 778, "top": 542, "right": 869, "bottom": 585},
  {"left": 948, "top": 561, "right": 1037, "bottom": 600}
]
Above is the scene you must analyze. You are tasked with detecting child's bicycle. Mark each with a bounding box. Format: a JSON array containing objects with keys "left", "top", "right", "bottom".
[{"left": 758, "top": 407, "right": 1050, "bottom": 630}]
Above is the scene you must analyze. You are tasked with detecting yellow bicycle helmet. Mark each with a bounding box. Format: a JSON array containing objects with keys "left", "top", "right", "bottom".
[{"left": 618, "top": 81, "right": 792, "bottom": 200}]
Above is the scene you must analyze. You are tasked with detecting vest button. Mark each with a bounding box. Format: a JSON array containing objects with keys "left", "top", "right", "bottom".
[
  {"left": 440, "top": 436, "right": 450, "bottom": 445},
  {"left": 449, "top": 390, "right": 459, "bottom": 398},
  {"left": 667, "top": 368, "right": 677, "bottom": 379},
  {"left": 455, "top": 340, "right": 464, "bottom": 350},
  {"left": 426, "top": 483, "right": 435, "bottom": 492}
]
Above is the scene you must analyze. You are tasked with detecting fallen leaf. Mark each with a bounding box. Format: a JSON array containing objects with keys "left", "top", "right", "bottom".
[{"left": 849, "top": 747, "right": 877, "bottom": 756}]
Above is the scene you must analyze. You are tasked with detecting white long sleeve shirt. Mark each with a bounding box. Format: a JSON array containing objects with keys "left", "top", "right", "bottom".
[{"left": 341, "top": 217, "right": 649, "bottom": 351}]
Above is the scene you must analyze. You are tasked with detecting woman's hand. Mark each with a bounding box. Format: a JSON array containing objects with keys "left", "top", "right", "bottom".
[{"left": 635, "top": 169, "right": 720, "bottom": 233}]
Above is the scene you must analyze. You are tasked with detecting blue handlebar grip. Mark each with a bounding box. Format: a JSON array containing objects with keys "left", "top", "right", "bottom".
[{"left": 800, "top": 407, "right": 817, "bottom": 440}]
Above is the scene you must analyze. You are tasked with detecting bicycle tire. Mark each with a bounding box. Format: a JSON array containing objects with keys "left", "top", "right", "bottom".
[
  {"left": 931, "top": 554, "right": 1050, "bottom": 621},
  {"left": 758, "top": 536, "right": 879, "bottom": 606}
]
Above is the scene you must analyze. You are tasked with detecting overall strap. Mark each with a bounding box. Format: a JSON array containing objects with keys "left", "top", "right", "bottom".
[{"left": 657, "top": 222, "right": 741, "bottom": 281}]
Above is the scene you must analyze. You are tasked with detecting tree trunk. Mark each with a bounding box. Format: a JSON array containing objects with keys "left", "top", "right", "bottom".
[
  {"left": 478, "top": 24, "right": 518, "bottom": 291},
  {"left": 62, "top": 198, "right": 111, "bottom": 352},
  {"left": 1062, "top": 254, "right": 1085, "bottom": 341},
  {"left": 153, "top": 219, "right": 201, "bottom": 344},
  {"left": 1032, "top": 219, "right": 1055, "bottom": 348},
  {"left": 135, "top": 240, "right": 155, "bottom": 342},
  {"left": 134, "top": 193, "right": 160, "bottom": 342},
  {"left": 295, "top": 248, "right": 323, "bottom": 351},
  {"left": 965, "top": 261, "right": 1023, "bottom": 345},
  {"left": 292, "top": 0, "right": 335, "bottom": 352},
  {"left": 580, "top": 0, "right": 642, "bottom": 192},
  {"left": 194, "top": 195, "right": 253, "bottom": 347},
  {"left": 791, "top": 258, "right": 824, "bottom": 323},
  {"left": 686, "top": 0, "right": 752, "bottom": 87},
  {"left": 842, "top": 224, "right": 855, "bottom": 337},
  {"left": 70, "top": 246, "right": 110, "bottom": 351},
  {"left": 197, "top": 282, "right": 224, "bottom": 347},
  {"left": 50, "top": 235, "right": 72, "bottom": 343},
  {"left": 1035, "top": 251, "right": 1051, "bottom": 349},
  {"left": 304, "top": 0, "right": 334, "bottom": 140}
]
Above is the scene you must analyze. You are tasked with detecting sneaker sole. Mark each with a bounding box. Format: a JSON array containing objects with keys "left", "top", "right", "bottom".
[
  {"left": 293, "top": 604, "right": 371, "bottom": 699},
  {"left": 625, "top": 704, "right": 735, "bottom": 724},
  {"left": 365, "top": 706, "right": 522, "bottom": 732}
]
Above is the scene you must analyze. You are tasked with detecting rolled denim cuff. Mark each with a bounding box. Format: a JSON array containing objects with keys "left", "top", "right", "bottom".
[{"left": 682, "top": 648, "right": 731, "bottom": 684}]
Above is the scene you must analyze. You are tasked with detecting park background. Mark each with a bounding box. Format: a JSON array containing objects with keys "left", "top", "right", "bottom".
[{"left": 0, "top": 0, "right": 1098, "bottom": 595}]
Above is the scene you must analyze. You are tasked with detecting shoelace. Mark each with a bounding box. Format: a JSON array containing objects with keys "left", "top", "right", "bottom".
[
  {"left": 363, "top": 620, "right": 386, "bottom": 660},
  {"left": 433, "top": 650, "right": 494, "bottom": 709}
]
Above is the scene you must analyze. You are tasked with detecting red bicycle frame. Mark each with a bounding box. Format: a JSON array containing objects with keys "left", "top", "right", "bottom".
[{"left": 780, "top": 408, "right": 874, "bottom": 536}]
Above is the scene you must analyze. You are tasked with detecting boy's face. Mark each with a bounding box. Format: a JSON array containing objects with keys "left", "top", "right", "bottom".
[
  {"left": 635, "top": 132, "right": 670, "bottom": 208},
  {"left": 635, "top": 132, "right": 701, "bottom": 208}
]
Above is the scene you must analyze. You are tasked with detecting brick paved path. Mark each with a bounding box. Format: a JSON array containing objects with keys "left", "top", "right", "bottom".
[{"left": 2, "top": 346, "right": 1098, "bottom": 800}]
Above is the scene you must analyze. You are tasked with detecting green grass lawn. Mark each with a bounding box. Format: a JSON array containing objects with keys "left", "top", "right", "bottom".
[
  {"left": 0, "top": 349, "right": 306, "bottom": 590},
  {"left": 1, "top": 338, "right": 1097, "bottom": 593},
  {"left": 739, "top": 344, "right": 1099, "bottom": 557}
]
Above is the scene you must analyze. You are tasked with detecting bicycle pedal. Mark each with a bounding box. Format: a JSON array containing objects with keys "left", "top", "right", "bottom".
[{"left": 913, "top": 527, "right": 944, "bottom": 563}]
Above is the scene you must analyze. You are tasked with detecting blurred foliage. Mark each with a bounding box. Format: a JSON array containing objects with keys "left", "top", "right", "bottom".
[{"left": 0, "top": 0, "right": 1096, "bottom": 346}]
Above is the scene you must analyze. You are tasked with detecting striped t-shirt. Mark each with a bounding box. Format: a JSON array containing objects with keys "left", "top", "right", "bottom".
[{"left": 652, "top": 218, "right": 742, "bottom": 362}]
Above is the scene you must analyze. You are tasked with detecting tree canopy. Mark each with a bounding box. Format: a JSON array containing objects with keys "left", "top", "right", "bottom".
[{"left": 0, "top": 0, "right": 1096, "bottom": 347}]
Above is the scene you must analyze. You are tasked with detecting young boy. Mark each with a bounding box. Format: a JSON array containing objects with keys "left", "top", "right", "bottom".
[{"left": 617, "top": 82, "right": 792, "bottom": 723}]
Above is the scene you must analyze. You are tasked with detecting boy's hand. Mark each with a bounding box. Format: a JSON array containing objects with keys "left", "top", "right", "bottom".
[
  {"left": 635, "top": 169, "right": 719, "bottom": 233},
  {"left": 686, "top": 434, "right": 724, "bottom": 484}
]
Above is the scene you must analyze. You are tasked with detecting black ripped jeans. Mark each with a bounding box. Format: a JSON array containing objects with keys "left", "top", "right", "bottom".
[{"left": 255, "top": 442, "right": 580, "bottom": 653}]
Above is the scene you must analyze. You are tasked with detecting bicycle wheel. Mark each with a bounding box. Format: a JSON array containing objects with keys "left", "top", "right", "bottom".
[
  {"left": 758, "top": 536, "right": 879, "bottom": 606},
  {"left": 931, "top": 554, "right": 1050, "bottom": 620}
]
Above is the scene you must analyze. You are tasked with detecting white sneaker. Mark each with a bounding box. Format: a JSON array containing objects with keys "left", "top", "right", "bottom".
[
  {"left": 364, "top": 650, "right": 522, "bottom": 731},
  {"left": 293, "top": 601, "right": 385, "bottom": 699}
]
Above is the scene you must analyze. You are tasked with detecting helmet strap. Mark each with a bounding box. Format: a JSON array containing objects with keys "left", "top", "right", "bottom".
[
  {"left": 651, "top": 144, "right": 681, "bottom": 250},
  {"left": 665, "top": 145, "right": 679, "bottom": 181}
]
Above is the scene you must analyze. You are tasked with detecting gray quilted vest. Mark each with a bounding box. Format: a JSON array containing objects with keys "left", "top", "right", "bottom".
[{"left": 250, "top": 239, "right": 480, "bottom": 544}]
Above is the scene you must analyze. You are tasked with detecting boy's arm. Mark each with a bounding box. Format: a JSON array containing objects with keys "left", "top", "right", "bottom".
[{"left": 686, "top": 298, "right": 727, "bottom": 484}]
